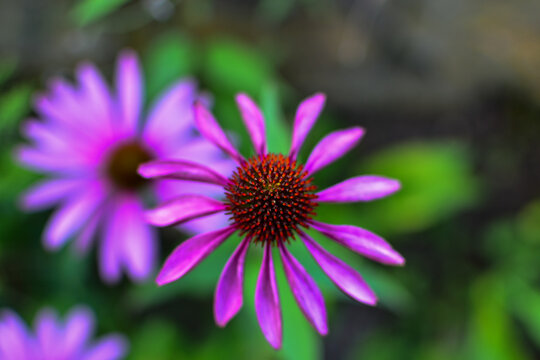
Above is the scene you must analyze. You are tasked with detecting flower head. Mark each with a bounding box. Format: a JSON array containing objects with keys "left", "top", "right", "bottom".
[
  {"left": 17, "top": 50, "right": 233, "bottom": 283},
  {"left": 0, "top": 306, "right": 127, "bottom": 360},
  {"left": 139, "top": 93, "right": 404, "bottom": 349}
]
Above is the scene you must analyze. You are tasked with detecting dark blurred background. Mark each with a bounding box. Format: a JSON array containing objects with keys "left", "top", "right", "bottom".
[{"left": 1, "top": 0, "right": 540, "bottom": 359}]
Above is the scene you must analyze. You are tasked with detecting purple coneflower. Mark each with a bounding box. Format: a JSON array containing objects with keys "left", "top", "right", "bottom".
[
  {"left": 17, "top": 50, "right": 232, "bottom": 283},
  {"left": 138, "top": 93, "right": 404, "bottom": 349},
  {"left": 0, "top": 306, "right": 127, "bottom": 360}
]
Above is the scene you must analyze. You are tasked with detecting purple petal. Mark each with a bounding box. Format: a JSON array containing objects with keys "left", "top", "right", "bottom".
[
  {"left": 142, "top": 79, "right": 196, "bottom": 148},
  {"left": 99, "top": 202, "right": 123, "bottom": 283},
  {"left": 138, "top": 159, "right": 228, "bottom": 186},
  {"left": 278, "top": 243, "right": 327, "bottom": 335},
  {"left": 317, "top": 176, "right": 401, "bottom": 203},
  {"left": 255, "top": 243, "right": 282, "bottom": 349},
  {"left": 62, "top": 307, "right": 95, "bottom": 357},
  {"left": 43, "top": 183, "right": 105, "bottom": 250},
  {"left": 20, "top": 178, "right": 84, "bottom": 211},
  {"left": 117, "top": 195, "right": 156, "bottom": 282},
  {"left": 76, "top": 62, "right": 114, "bottom": 131},
  {"left": 156, "top": 226, "right": 236, "bottom": 285},
  {"left": 300, "top": 232, "right": 377, "bottom": 305},
  {"left": 305, "top": 127, "right": 364, "bottom": 175},
  {"left": 289, "top": 93, "right": 326, "bottom": 160},
  {"left": 193, "top": 102, "right": 244, "bottom": 164},
  {"left": 214, "top": 238, "right": 250, "bottom": 327},
  {"left": 35, "top": 309, "right": 60, "bottom": 356},
  {"left": 116, "top": 50, "right": 142, "bottom": 135},
  {"left": 311, "top": 221, "right": 405, "bottom": 266},
  {"left": 145, "top": 195, "right": 227, "bottom": 227},
  {"left": 0, "top": 310, "right": 33, "bottom": 360},
  {"left": 74, "top": 211, "right": 101, "bottom": 254},
  {"left": 235, "top": 93, "right": 267, "bottom": 155},
  {"left": 82, "top": 335, "right": 128, "bottom": 360}
]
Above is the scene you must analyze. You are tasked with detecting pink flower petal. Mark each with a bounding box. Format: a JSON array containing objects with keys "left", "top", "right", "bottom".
[
  {"left": 81, "top": 334, "right": 128, "bottom": 360},
  {"left": 0, "top": 311, "right": 33, "bottom": 360},
  {"left": 138, "top": 159, "right": 228, "bottom": 186},
  {"left": 300, "top": 232, "right": 377, "bottom": 305},
  {"left": 145, "top": 195, "right": 227, "bottom": 227},
  {"left": 99, "top": 202, "right": 123, "bottom": 283},
  {"left": 76, "top": 62, "right": 114, "bottom": 132},
  {"left": 16, "top": 146, "right": 90, "bottom": 174},
  {"left": 73, "top": 211, "right": 101, "bottom": 254},
  {"left": 34, "top": 309, "right": 60, "bottom": 356},
  {"left": 235, "top": 93, "right": 267, "bottom": 155},
  {"left": 116, "top": 50, "right": 142, "bottom": 135},
  {"left": 278, "top": 242, "right": 327, "bottom": 335},
  {"left": 255, "top": 243, "right": 282, "bottom": 349},
  {"left": 43, "top": 183, "right": 105, "bottom": 250},
  {"left": 311, "top": 221, "right": 405, "bottom": 266},
  {"left": 116, "top": 194, "right": 156, "bottom": 282},
  {"left": 193, "top": 102, "right": 244, "bottom": 164},
  {"left": 143, "top": 79, "right": 196, "bottom": 147},
  {"left": 61, "top": 307, "right": 95, "bottom": 357},
  {"left": 317, "top": 176, "right": 401, "bottom": 203},
  {"left": 214, "top": 238, "right": 250, "bottom": 327},
  {"left": 156, "top": 226, "right": 236, "bottom": 286},
  {"left": 289, "top": 93, "right": 326, "bottom": 160},
  {"left": 305, "top": 127, "right": 364, "bottom": 175},
  {"left": 20, "top": 178, "right": 84, "bottom": 211}
]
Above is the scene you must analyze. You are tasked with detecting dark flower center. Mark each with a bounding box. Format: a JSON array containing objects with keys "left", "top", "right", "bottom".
[
  {"left": 224, "top": 153, "right": 318, "bottom": 245},
  {"left": 105, "top": 141, "right": 153, "bottom": 190}
]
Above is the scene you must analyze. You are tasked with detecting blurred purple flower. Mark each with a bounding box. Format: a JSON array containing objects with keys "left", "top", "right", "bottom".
[
  {"left": 0, "top": 306, "right": 127, "bottom": 360},
  {"left": 17, "top": 50, "right": 233, "bottom": 284},
  {"left": 139, "top": 93, "right": 405, "bottom": 349}
]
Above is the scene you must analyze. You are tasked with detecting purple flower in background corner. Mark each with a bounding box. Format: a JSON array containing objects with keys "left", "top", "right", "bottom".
[
  {"left": 16, "top": 50, "right": 233, "bottom": 283},
  {"left": 0, "top": 306, "right": 127, "bottom": 360},
  {"left": 139, "top": 93, "right": 405, "bottom": 349}
]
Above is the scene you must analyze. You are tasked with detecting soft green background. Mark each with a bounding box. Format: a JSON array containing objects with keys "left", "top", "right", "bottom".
[{"left": 1, "top": 0, "right": 540, "bottom": 359}]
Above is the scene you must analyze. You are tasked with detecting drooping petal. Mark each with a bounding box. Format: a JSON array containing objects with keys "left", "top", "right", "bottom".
[
  {"left": 300, "top": 232, "right": 377, "bottom": 305},
  {"left": 156, "top": 226, "right": 236, "bottom": 286},
  {"left": 73, "top": 210, "right": 101, "bottom": 254},
  {"left": 235, "top": 93, "right": 267, "bottom": 155},
  {"left": 255, "top": 243, "right": 282, "bottom": 349},
  {"left": 305, "top": 127, "right": 364, "bottom": 175},
  {"left": 142, "top": 79, "right": 196, "bottom": 147},
  {"left": 81, "top": 335, "right": 128, "bottom": 360},
  {"left": 61, "top": 307, "right": 95, "bottom": 357},
  {"left": 138, "top": 159, "right": 228, "bottom": 186},
  {"left": 289, "top": 93, "right": 326, "bottom": 160},
  {"left": 145, "top": 195, "right": 227, "bottom": 227},
  {"left": 193, "top": 102, "right": 244, "bottom": 164},
  {"left": 317, "top": 176, "right": 401, "bottom": 203},
  {"left": 116, "top": 50, "right": 142, "bottom": 135},
  {"left": 20, "top": 178, "right": 84, "bottom": 211},
  {"left": 214, "top": 238, "right": 250, "bottom": 327},
  {"left": 311, "top": 221, "right": 405, "bottom": 266},
  {"left": 278, "top": 242, "right": 327, "bottom": 335},
  {"left": 99, "top": 202, "right": 123, "bottom": 283},
  {"left": 116, "top": 195, "right": 156, "bottom": 282},
  {"left": 43, "top": 182, "right": 105, "bottom": 250}
]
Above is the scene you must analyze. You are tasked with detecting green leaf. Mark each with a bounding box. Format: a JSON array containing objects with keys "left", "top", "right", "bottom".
[
  {"left": 349, "top": 141, "right": 481, "bottom": 235},
  {"left": 129, "top": 320, "right": 187, "bottom": 360},
  {"left": 0, "top": 84, "right": 32, "bottom": 136},
  {"left": 466, "top": 274, "right": 529, "bottom": 360},
  {"left": 143, "top": 32, "right": 198, "bottom": 102},
  {"left": 72, "top": 0, "right": 130, "bottom": 26},
  {"left": 203, "top": 39, "right": 273, "bottom": 95},
  {"left": 0, "top": 58, "right": 17, "bottom": 86}
]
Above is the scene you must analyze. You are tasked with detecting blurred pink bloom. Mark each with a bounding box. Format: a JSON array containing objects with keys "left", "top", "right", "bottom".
[
  {"left": 0, "top": 306, "right": 127, "bottom": 360},
  {"left": 17, "top": 50, "right": 233, "bottom": 283},
  {"left": 139, "top": 93, "right": 404, "bottom": 349}
]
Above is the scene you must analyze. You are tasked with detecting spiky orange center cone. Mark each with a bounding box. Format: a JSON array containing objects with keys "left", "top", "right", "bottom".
[{"left": 224, "top": 153, "right": 318, "bottom": 245}]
